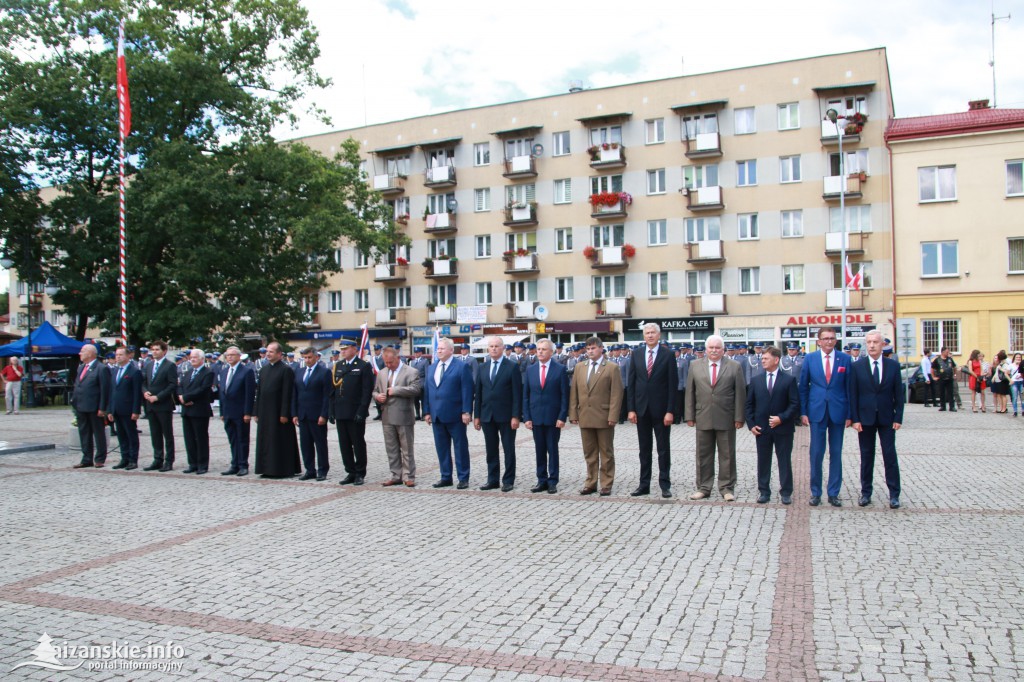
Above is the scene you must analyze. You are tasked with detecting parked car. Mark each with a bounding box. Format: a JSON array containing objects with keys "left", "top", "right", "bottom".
[{"left": 904, "top": 366, "right": 931, "bottom": 404}]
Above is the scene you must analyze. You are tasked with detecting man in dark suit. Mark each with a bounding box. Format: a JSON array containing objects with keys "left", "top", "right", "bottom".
[
  {"left": 142, "top": 340, "right": 179, "bottom": 471},
  {"left": 522, "top": 338, "right": 569, "bottom": 494},
  {"left": 422, "top": 337, "right": 475, "bottom": 488},
  {"left": 798, "top": 326, "right": 852, "bottom": 507},
  {"left": 849, "top": 330, "right": 905, "bottom": 509},
  {"left": 218, "top": 346, "right": 255, "bottom": 476},
  {"left": 627, "top": 323, "right": 679, "bottom": 498},
  {"left": 293, "top": 346, "right": 333, "bottom": 481},
  {"left": 178, "top": 349, "right": 215, "bottom": 474},
  {"left": 744, "top": 345, "right": 800, "bottom": 505},
  {"left": 71, "top": 343, "right": 112, "bottom": 468},
  {"left": 474, "top": 335, "right": 523, "bottom": 492},
  {"left": 108, "top": 347, "right": 143, "bottom": 470},
  {"left": 329, "top": 339, "right": 374, "bottom": 485}
]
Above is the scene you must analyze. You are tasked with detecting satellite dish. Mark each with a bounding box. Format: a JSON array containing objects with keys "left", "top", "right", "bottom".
[
  {"left": 532, "top": 143, "right": 544, "bottom": 158},
  {"left": 535, "top": 305, "right": 549, "bottom": 321}
]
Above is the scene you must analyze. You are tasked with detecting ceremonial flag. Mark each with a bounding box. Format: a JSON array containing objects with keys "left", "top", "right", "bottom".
[
  {"left": 117, "top": 23, "right": 131, "bottom": 137},
  {"left": 844, "top": 257, "right": 863, "bottom": 291},
  {"left": 359, "top": 323, "right": 377, "bottom": 374}
]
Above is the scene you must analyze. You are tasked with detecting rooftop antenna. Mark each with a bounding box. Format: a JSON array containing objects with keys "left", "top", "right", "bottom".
[{"left": 991, "top": 0, "right": 1011, "bottom": 107}]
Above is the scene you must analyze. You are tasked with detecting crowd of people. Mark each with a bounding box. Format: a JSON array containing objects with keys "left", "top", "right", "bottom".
[
  {"left": 918, "top": 347, "right": 1023, "bottom": 416},
  {"left": 50, "top": 324, "right": 914, "bottom": 509}
]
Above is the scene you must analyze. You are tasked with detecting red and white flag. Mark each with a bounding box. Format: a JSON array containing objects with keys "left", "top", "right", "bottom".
[
  {"left": 358, "top": 323, "right": 377, "bottom": 374},
  {"left": 844, "top": 257, "right": 863, "bottom": 291},
  {"left": 117, "top": 23, "right": 131, "bottom": 138}
]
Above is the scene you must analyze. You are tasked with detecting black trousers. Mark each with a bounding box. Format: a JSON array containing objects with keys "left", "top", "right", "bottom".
[
  {"left": 300, "top": 418, "right": 330, "bottom": 476},
  {"left": 112, "top": 413, "right": 140, "bottom": 464},
  {"left": 937, "top": 379, "right": 955, "bottom": 411},
  {"left": 755, "top": 429, "right": 794, "bottom": 496},
  {"left": 923, "top": 380, "right": 936, "bottom": 406},
  {"left": 619, "top": 388, "right": 629, "bottom": 423},
  {"left": 223, "top": 416, "right": 251, "bottom": 469},
  {"left": 148, "top": 410, "right": 175, "bottom": 464},
  {"left": 77, "top": 410, "right": 107, "bottom": 464},
  {"left": 858, "top": 424, "right": 900, "bottom": 499},
  {"left": 636, "top": 410, "right": 671, "bottom": 491},
  {"left": 335, "top": 419, "right": 366, "bottom": 476},
  {"left": 481, "top": 419, "right": 516, "bottom": 486},
  {"left": 182, "top": 416, "right": 210, "bottom": 469}
]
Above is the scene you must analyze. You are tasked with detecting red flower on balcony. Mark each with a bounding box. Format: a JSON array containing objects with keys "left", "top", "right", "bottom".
[
  {"left": 621, "top": 243, "right": 636, "bottom": 259},
  {"left": 516, "top": 247, "right": 530, "bottom": 257},
  {"left": 582, "top": 245, "right": 597, "bottom": 260},
  {"left": 395, "top": 257, "right": 408, "bottom": 266},
  {"left": 589, "top": 192, "right": 621, "bottom": 207}
]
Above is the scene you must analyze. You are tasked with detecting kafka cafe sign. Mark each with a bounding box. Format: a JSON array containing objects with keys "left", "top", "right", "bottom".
[{"left": 623, "top": 317, "right": 714, "bottom": 333}]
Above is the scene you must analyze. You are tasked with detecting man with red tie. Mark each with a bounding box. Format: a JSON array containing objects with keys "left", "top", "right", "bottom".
[
  {"left": 523, "top": 338, "right": 569, "bottom": 494},
  {"left": 71, "top": 344, "right": 112, "bottom": 468}
]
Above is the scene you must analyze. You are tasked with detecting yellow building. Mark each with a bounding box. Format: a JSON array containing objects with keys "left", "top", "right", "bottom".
[{"left": 887, "top": 101, "right": 1024, "bottom": 361}]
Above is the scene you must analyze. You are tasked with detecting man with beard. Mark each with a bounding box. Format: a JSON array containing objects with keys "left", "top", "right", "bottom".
[{"left": 253, "top": 342, "right": 300, "bottom": 478}]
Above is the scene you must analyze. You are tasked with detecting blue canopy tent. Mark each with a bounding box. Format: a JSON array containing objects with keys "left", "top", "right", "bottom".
[{"left": 0, "top": 321, "right": 85, "bottom": 357}]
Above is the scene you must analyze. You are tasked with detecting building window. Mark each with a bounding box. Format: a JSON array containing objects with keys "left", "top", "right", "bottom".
[
  {"left": 589, "top": 125, "right": 622, "bottom": 146},
  {"left": 428, "top": 284, "right": 457, "bottom": 306},
  {"left": 829, "top": 205, "right": 872, "bottom": 233},
  {"left": 781, "top": 210, "right": 804, "bottom": 238},
  {"left": 783, "top": 265, "right": 805, "bottom": 293},
  {"left": 333, "top": 249, "right": 343, "bottom": 267},
  {"left": 734, "top": 107, "right": 756, "bottom": 135},
  {"left": 683, "top": 113, "right": 718, "bottom": 140},
  {"left": 474, "top": 142, "right": 490, "bottom": 166},
  {"left": 685, "top": 216, "right": 721, "bottom": 243},
  {"left": 592, "top": 224, "right": 625, "bottom": 247},
  {"left": 921, "top": 241, "right": 958, "bottom": 277},
  {"left": 552, "top": 131, "right": 570, "bottom": 156},
  {"left": 389, "top": 196, "right": 410, "bottom": 219},
  {"left": 832, "top": 261, "right": 873, "bottom": 289},
  {"left": 592, "top": 274, "right": 626, "bottom": 299},
  {"left": 647, "top": 168, "right": 666, "bottom": 195},
  {"left": 355, "top": 290, "right": 368, "bottom": 311},
  {"left": 506, "top": 183, "right": 536, "bottom": 207},
  {"left": 554, "top": 178, "right": 572, "bottom": 204},
  {"left": 474, "top": 187, "right": 491, "bottom": 212},
  {"left": 683, "top": 164, "right": 719, "bottom": 189},
  {"left": 777, "top": 102, "right": 799, "bottom": 130},
  {"left": 505, "top": 231, "right": 537, "bottom": 253},
  {"left": 829, "top": 150, "right": 868, "bottom": 176},
  {"left": 328, "top": 291, "right": 343, "bottom": 312},
  {"left": 738, "top": 213, "right": 759, "bottom": 241},
  {"left": 475, "top": 234, "right": 491, "bottom": 259},
  {"left": 508, "top": 280, "right": 538, "bottom": 302},
  {"left": 826, "top": 95, "right": 867, "bottom": 116},
  {"left": 1006, "top": 160, "right": 1023, "bottom": 196},
  {"left": 555, "top": 227, "right": 573, "bottom": 253},
  {"left": 737, "top": 160, "right": 757, "bottom": 187},
  {"left": 779, "top": 155, "right": 801, "bottom": 183},
  {"left": 387, "top": 287, "right": 412, "bottom": 309},
  {"left": 590, "top": 174, "right": 623, "bottom": 195},
  {"left": 556, "top": 277, "right": 574, "bottom": 302},
  {"left": 919, "top": 165, "right": 957, "bottom": 202},
  {"left": 1009, "top": 238, "right": 1024, "bottom": 273},
  {"left": 426, "top": 192, "right": 455, "bottom": 215},
  {"left": 647, "top": 219, "right": 667, "bottom": 246},
  {"left": 645, "top": 118, "right": 665, "bottom": 144},
  {"left": 476, "top": 282, "right": 492, "bottom": 305},
  {"left": 355, "top": 250, "right": 370, "bottom": 268},
  {"left": 687, "top": 270, "right": 722, "bottom": 296},
  {"left": 649, "top": 272, "right": 668, "bottom": 298},
  {"left": 1009, "top": 317, "right": 1024, "bottom": 353},
  {"left": 739, "top": 267, "right": 760, "bottom": 294},
  {"left": 922, "top": 319, "right": 960, "bottom": 355}
]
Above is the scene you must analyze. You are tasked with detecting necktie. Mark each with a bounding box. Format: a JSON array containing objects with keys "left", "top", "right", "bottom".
[
  {"left": 647, "top": 349, "right": 654, "bottom": 377},
  {"left": 116, "top": 365, "right": 125, "bottom": 384},
  {"left": 191, "top": 367, "right": 199, "bottom": 382},
  {"left": 588, "top": 361, "right": 598, "bottom": 385},
  {"left": 304, "top": 367, "right": 312, "bottom": 384},
  {"left": 710, "top": 362, "right": 718, "bottom": 387},
  {"left": 390, "top": 366, "right": 398, "bottom": 388},
  {"left": 152, "top": 361, "right": 159, "bottom": 379},
  {"left": 873, "top": 360, "right": 880, "bottom": 385},
  {"left": 490, "top": 360, "right": 498, "bottom": 382},
  {"left": 79, "top": 363, "right": 89, "bottom": 382},
  {"left": 436, "top": 361, "right": 446, "bottom": 386},
  {"left": 824, "top": 354, "right": 832, "bottom": 383},
  {"left": 226, "top": 365, "right": 235, "bottom": 389},
  {"left": 767, "top": 372, "right": 774, "bottom": 394},
  {"left": 540, "top": 363, "right": 547, "bottom": 388}
]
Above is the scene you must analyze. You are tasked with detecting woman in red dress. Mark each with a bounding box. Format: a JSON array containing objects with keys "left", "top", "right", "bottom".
[{"left": 966, "top": 349, "right": 987, "bottom": 413}]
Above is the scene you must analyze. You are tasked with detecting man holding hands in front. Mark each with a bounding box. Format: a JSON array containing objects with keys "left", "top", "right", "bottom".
[{"left": 744, "top": 345, "right": 800, "bottom": 504}]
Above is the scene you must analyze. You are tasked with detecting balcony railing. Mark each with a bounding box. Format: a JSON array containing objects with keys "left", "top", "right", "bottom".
[
  {"left": 588, "top": 145, "right": 627, "bottom": 169},
  {"left": 685, "top": 185, "right": 724, "bottom": 211},
  {"left": 504, "top": 301, "right": 539, "bottom": 320},
  {"left": 423, "top": 165, "right": 457, "bottom": 188},
  {"left": 823, "top": 175, "right": 863, "bottom": 200},
  {"left": 595, "top": 297, "right": 631, "bottom": 318},
  {"left": 502, "top": 155, "right": 537, "bottom": 179},
  {"left": 686, "top": 239, "right": 725, "bottom": 264},
  {"left": 824, "top": 231, "right": 866, "bottom": 256},
  {"left": 684, "top": 132, "right": 722, "bottom": 159},
  {"left": 820, "top": 116, "right": 865, "bottom": 146},
  {"left": 825, "top": 288, "right": 865, "bottom": 310},
  {"left": 373, "top": 263, "right": 408, "bottom": 282},
  {"left": 375, "top": 308, "right": 407, "bottom": 326},
  {"left": 589, "top": 246, "right": 630, "bottom": 270},
  {"left": 427, "top": 305, "right": 457, "bottom": 323},
  {"left": 503, "top": 205, "right": 538, "bottom": 227},
  {"left": 424, "top": 258, "right": 458, "bottom": 279},
  {"left": 372, "top": 173, "right": 406, "bottom": 195},
  {"left": 688, "top": 293, "right": 727, "bottom": 315},
  {"left": 503, "top": 253, "right": 539, "bottom": 274},
  {"left": 424, "top": 212, "right": 457, "bottom": 234},
  {"left": 589, "top": 197, "right": 629, "bottom": 220}
]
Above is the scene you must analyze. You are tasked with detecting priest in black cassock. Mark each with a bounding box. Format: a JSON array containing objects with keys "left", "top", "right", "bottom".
[{"left": 254, "top": 342, "right": 300, "bottom": 478}]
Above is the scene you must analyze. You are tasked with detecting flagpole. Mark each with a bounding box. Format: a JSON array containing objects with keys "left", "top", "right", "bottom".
[{"left": 117, "top": 21, "right": 130, "bottom": 347}]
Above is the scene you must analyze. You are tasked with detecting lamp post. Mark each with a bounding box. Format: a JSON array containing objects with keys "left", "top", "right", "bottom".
[
  {"left": 1, "top": 252, "right": 37, "bottom": 407},
  {"left": 825, "top": 108, "right": 848, "bottom": 352}
]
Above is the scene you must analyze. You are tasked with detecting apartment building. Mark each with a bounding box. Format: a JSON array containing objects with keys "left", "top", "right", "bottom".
[{"left": 887, "top": 101, "right": 1024, "bottom": 360}]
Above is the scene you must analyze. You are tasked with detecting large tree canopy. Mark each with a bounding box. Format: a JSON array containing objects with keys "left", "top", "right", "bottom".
[{"left": 0, "top": 0, "right": 401, "bottom": 344}]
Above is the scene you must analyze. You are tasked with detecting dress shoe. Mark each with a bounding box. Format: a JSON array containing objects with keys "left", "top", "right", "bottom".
[
  {"left": 530, "top": 483, "right": 548, "bottom": 493},
  {"left": 236, "top": 468, "right": 248, "bottom": 476},
  {"left": 937, "top": 408, "right": 946, "bottom": 411},
  {"left": 809, "top": 496, "right": 821, "bottom": 506},
  {"left": 299, "top": 472, "right": 317, "bottom": 481},
  {"left": 630, "top": 488, "right": 650, "bottom": 497},
  {"left": 73, "top": 462, "right": 92, "bottom": 469},
  {"left": 723, "top": 492, "right": 736, "bottom": 502},
  {"left": 432, "top": 479, "right": 453, "bottom": 488},
  {"left": 338, "top": 474, "right": 357, "bottom": 485},
  {"left": 479, "top": 482, "right": 500, "bottom": 491},
  {"left": 94, "top": 462, "right": 105, "bottom": 468},
  {"left": 221, "top": 468, "right": 239, "bottom": 476},
  {"left": 950, "top": 408, "right": 957, "bottom": 412},
  {"left": 373, "top": 416, "right": 382, "bottom": 421},
  {"left": 456, "top": 480, "right": 469, "bottom": 490},
  {"left": 354, "top": 476, "right": 365, "bottom": 486},
  {"left": 501, "top": 484, "right": 513, "bottom": 492},
  {"left": 404, "top": 480, "right": 415, "bottom": 487},
  {"left": 661, "top": 489, "right": 672, "bottom": 499},
  {"left": 828, "top": 496, "right": 842, "bottom": 507},
  {"left": 112, "top": 461, "right": 128, "bottom": 470},
  {"left": 781, "top": 494, "right": 792, "bottom": 505},
  {"left": 579, "top": 486, "right": 597, "bottom": 495},
  {"left": 159, "top": 464, "right": 173, "bottom": 472},
  {"left": 143, "top": 462, "right": 163, "bottom": 471},
  {"left": 182, "top": 467, "right": 197, "bottom": 474},
  {"left": 196, "top": 468, "right": 208, "bottom": 475},
  {"left": 689, "top": 491, "right": 710, "bottom": 500},
  {"left": 858, "top": 495, "right": 871, "bottom": 507},
  {"left": 599, "top": 487, "right": 612, "bottom": 496},
  {"left": 757, "top": 493, "right": 770, "bottom": 504},
  {"left": 547, "top": 484, "right": 557, "bottom": 494},
  {"left": 382, "top": 479, "right": 402, "bottom": 487},
  {"left": 889, "top": 497, "right": 901, "bottom": 509},
  {"left": 316, "top": 475, "right": 326, "bottom": 482}
]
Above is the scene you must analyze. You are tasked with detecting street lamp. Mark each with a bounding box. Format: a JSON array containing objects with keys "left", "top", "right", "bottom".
[
  {"left": 824, "top": 108, "right": 848, "bottom": 352},
  {"left": 1, "top": 252, "right": 38, "bottom": 407}
]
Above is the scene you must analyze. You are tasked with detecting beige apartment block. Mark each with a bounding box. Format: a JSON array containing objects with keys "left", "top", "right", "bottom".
[{"left": 887, "top": 101, "right": 1024, "bottom": 360}]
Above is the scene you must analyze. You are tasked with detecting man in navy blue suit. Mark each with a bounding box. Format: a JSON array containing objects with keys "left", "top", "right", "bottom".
[
  {"left": 626, "top": 323, "right": 679, "bottom": 498},
  {"left": 474, "top": 335, "right": 523, "bottom": 492},
  {"left": 745, "top": 345, "right": 800, "bottom": 504},
  {"left": 178, "top": 349, "right": 215, "bottom": 474},
  {"left": 71, "top": 343, "right": 113, "bottom": 468},
  {"left": 422, "top": 337, "right": 475, "bottom": 488},
  {"left": 292, "top": 346, "right": 333, "bottom": 481},
  {"left": 849, "top": 330, "right": 905, "bottom": 509},
  {"left": 799, "top": 327, "right": 852, "bottom": 507},
  {"left": 218, "top": 346, "right": 255, "bottom": 476},
  {"left": 522, "top": 338, "right": 569, "bottom": 493},
  {"left": 108, "top": 347, "right": 142, "bottom": 470}
]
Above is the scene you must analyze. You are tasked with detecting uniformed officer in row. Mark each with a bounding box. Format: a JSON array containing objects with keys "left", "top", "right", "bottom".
[{"left": 779, "top": 341, "right": 804, "bottom": 376}]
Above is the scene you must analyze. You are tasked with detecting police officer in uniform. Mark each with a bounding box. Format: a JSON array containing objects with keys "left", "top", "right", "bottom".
[{"left": 779, "top": 341, "right": 804, "bottom": 377}]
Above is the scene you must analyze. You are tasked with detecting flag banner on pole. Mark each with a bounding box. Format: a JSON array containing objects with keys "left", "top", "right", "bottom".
[
  {"left": 359, "top": 323, "right": 377, "bottom": 374},
  {"left": 432, "top": 326, "right": 440, "bottom": 359},
  {"left": 844, "top": 257, "right": 863, "bottom": 291},
  {"left": 117, "top": 23, "right": 131, "bottom": 138}
]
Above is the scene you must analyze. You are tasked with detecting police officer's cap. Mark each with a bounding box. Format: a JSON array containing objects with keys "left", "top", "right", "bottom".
[
  {"left": 338, "top": 339, "right": 356, "bottom": 347},
  {"left": 258, "top": 347, "right": 268, "bottom": 353},
  {"left": 681, "top": 342, "right": 693, "bottom": 349}
]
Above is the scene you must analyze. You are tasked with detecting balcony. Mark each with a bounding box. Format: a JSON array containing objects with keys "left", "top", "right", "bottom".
[
  {"left": 424, "top": 212, "right": 457, "bottom": 234},
  {"left": 824, "top": 232, "right": 866, "bottom": 256},
  {"left": 684, "top": 132, "right": 722, "bottom": 159},
  {"left": 427, "top": 305, "right": 457, "bottom": 323},
  {"left": 685, "top": 185, "right": 724, "bottom": 211},
  {"left": 502, "top": 155, "right": 537, "bottom": 179},
  {"left": 588, "top": 245, "right": 631, "bottom": 270},
  {"left": 823, "top": 175, "right": 863, "bottom": 200},
  {"left": 595, "top": 297, "right": 632, "bottom": 318},
  {"left": 505, "top": 301, "right": 539, "bottom": 321},
  {"left": 301, "top": 314, "right": 321, "bottom": 330},
  {"left": 686, "top": 240, "right": 725, "bottom": 264},
  {"left": 503, "top": 205, "right": 538, "bottom": 227},
  {"left": 688, "top": 293, "right": 727, "bottom": 315},
  {"left": 503, "top": 252, "right": 539, "bottom": 274},
  {"left": 589, "top": 192, "right": 631, "bottom": 220},
  {"left": 424, "top": 258, "right": 458, "bottom": 279},
  {"left": 372, "top": 173, "right": 406, "bottom": 196},
  {"left": 820, "top": 113, "right": 867, "bottom": 146},
  {"left": 375, "top": 308, "right": 407, "bottom": 326},
  {"left": 588, "top": 144, "right": 627, "bottom": 170},
  {"left": 825, "top": 288, "right": 865, "bottom": 311},
  {"left": 423, "top": 165, "right": 457, "bottom": 188},
  {"left": 373, "top": 262, "right": 408, "bottom": 282}
]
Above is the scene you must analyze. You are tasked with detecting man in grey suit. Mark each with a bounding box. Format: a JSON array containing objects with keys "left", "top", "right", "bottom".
[
  {"left": 685, "top": 334, "right": 747, "bottom": 501},
  {"left": 71, "top": 343, "right": 113, "bottom": 468},
  {"left": 374, "top": 346, "right": 421, "bottom": 486}
]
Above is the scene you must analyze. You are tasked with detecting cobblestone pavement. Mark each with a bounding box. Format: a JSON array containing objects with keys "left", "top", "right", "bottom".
[{"left": 0, "top": 405, "right": 1021, "bottom": 680}]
